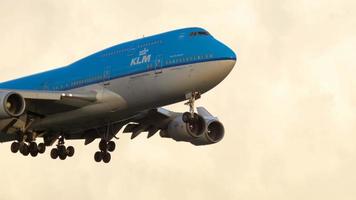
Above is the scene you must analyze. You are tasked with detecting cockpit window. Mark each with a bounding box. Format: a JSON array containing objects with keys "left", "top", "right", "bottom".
[{"left": 190, "top": 31, "right": 210, "bottom": 36}]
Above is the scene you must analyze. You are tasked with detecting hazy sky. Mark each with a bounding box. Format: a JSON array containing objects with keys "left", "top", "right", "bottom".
[{"left": 0, "top": 0, "right": 355, "bottom": 199}]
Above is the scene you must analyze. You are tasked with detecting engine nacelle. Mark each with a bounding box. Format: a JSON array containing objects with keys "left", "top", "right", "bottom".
[
  {"left": 190, "top": 119, "right": 225, "bottom": 146},
  {"left": 0, "top": 92, "right": 26, "bottom": 119},
  {"left": 189, "top": 107, "right": 225, "bottom": 145},
  {"left": 160, "top": 107, "right": 225, "bottom": 145},
  {"left": 160, "top": 114, "right": 206, "bottom": 142}
]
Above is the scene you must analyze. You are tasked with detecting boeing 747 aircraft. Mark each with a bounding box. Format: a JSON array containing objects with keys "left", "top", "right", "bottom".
[{"left": 0, "top": 27, "right": 236, "bottom": 163}]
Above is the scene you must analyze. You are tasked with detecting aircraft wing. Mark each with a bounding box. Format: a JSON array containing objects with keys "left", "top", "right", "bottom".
[
  {"left": 118, "top": 106, "right": 224, "bottom": 146},
  {"left": 0, "top": 89, "right": 101, "bottom": 141},
  {"left": 121, "top": 108, "right": 174, "bottom": 139},
  {"left": 0, "top": 89, "right": 98, "bottom": 116}
]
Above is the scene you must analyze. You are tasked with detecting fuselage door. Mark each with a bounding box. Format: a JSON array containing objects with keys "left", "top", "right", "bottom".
[
  {"left": 103, "top": 66, "right": 111, "bottom": 87},
  {"left": 155, "top": 55, "right": 163, "bottom": 74}
]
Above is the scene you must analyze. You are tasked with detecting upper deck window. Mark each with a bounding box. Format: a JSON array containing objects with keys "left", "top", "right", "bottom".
[{"left": 190, "top": 31, "right": 210, "bottom": 37}]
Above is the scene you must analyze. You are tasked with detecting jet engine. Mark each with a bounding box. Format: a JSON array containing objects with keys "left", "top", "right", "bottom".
[
  {"left": 190, "top": 119, "right": 225, "bottom": 145},
  {"left": 160, "top": 107, "right": 225, "bottom": 146},
  {"left": 0, "top": 92, "right": 26, "bottom": 119},
  {"left": 160, "top": 113, "right": 206, "bottom": 142}
]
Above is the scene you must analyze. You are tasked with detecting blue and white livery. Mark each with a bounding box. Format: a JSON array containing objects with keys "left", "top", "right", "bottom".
[{"left": 0, "top": 27, "right": 236, "bottom": 163}]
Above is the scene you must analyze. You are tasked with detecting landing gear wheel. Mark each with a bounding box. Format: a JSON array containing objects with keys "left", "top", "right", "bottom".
[
  {"left": 66, "top": 146, "right": 75, "bottom": 157},
  {"left": 94, "top": 151, "right": 103, "bottom": 162},
  {"left": 30, "top": 148, "right": 38, "bottom": 157},
  {"left": 11, "top": 142, "right": 20, "bottom": 153},
  {"left": 38, "top": 143, "right": 46, "bottom": 154},
  {"left": 58, "top": 145, "right": 67, "bottom": 160},
  {"left": 58, "top": 145, "right": 66, "bottom": 154},
  {"left": 29, "top": 142, "right": 38, "bottom": 152},
  {"left": 99, "top": 140, "right": 107, "bottom": 152},
  {"left": 103, "top": 152, "right": 111, "bottom": 163},
  {"left": 107, "top": 141, "right": 116, "bottom": 152},
  {"left": 50, "top": 148, "right": 58, "bottom": 159},
  {"left": 20, "top": 143, "right": 30, "bottom": 156},
  {"left": 59, "top": 152, "right": 67, "bottom": 160}
]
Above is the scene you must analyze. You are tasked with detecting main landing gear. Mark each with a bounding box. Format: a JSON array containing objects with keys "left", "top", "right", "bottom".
[
  {"left": 50, "top": 136, "right": 75, "bottom": 160},
  {"left": 10, "top": 133, "right": 46, "bottom": 157},
  {"left": 182, "top": 92, "right": 201, "bottom": 123},
  {"left": 94, "top": 122, "right": 118, "bottom": 163},
  {"left": 94, "top": 139, "right": 116, "bottom": 163}
]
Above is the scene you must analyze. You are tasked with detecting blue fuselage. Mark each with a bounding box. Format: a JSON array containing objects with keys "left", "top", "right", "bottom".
[
  {"left": 0, "top": 27, "right": 236, "bottom": 91},
  {"left": 0, "top": 27, "right": 237, "bottom": 134}
]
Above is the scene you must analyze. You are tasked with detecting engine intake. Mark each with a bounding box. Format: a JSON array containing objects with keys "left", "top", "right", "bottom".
[
  {"left": 0, "top": 92, "right": 26, "bottom": 119},
  {"left": 160, "top": 114, "right": 206, "bottom": 142},
  {"left": 160, "top": 107, "right": 225, "bottom": 146},
  {"left": 190, "top": 120, "right": 225, "bottom": 146}
]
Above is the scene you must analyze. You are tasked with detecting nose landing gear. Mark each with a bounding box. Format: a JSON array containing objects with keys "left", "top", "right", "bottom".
[{"left": 183, "top": 92, "right": 201, "bottom": 123}]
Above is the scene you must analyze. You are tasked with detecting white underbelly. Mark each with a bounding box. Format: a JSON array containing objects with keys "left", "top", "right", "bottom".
[{"left": 30, "top": 59, "right": 235, "bottom": 133}]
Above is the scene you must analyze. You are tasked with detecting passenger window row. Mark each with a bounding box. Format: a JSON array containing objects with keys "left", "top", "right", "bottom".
[
  {"left": 52, "top": 53, "right": 213, "bottom": 90},
  {"left": 101, "top": 47, "right": 135, "bottom": 57},
  {"left": 165, "top": 54, "right": 213, "bottom": 65},
  {"left": 138, "top": 40, "right": 163, "bottom": 49},
  {"left": 52, "top": 75, "right": 103, "bottom": 90},
  {"left": 189, "top": 31, "right": 210, "bottom": 37},
  {"left": 101, "top": 40, "right": 163, "bottom": 58}
]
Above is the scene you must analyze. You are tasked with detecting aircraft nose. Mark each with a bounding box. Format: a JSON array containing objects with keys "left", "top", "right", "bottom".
[
  {"left": 219, "top": 42, "right": 237, "bottom": 64},
  {"left": 221, "top": 45, "right": 237, "bottom": 77},
  {"left": 227, "top": 47, "right": 237, "bottom": 61},
  {"left": 223, "top": 46, "right": 237, "bottom": 72}
]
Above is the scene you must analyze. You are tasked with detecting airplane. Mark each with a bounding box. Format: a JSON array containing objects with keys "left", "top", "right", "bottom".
[{"left": 0, "top": 27, "right": 236, "bottom": 163}]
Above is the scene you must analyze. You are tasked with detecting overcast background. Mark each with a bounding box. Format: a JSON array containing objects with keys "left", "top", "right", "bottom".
[{"left": 0, "top": 0, "right": 355, "bottom": 199}]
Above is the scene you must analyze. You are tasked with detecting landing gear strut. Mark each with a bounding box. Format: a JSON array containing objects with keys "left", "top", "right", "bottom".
[
  {"left": 94, "top": 122, "right": 118, "bottom": 163},
  {"left": 183, "top": 92, "right": 201, "bottom": 123},
  {"left": 50, "top": 136, "right": 75, "bottom": 160}
]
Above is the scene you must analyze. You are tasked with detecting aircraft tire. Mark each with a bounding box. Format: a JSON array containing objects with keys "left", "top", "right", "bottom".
[
  {"left": 11, "top": 142, "right": 20, "bottom": 153},
  {"left": 30, "top": 148, "right": 38, "bottom": 157},
  {"left": 103, "top": 152, "right": 111, "bottom": 163},
  {"left": 107, "top": 141, "right": 116, "bottom": 152},
  {"left": 94, "top": 151, "right": 103, "bottom": 162},
  {"left": 59, "top": 152, "right": 67, "bottom": 160},
  {"left": 20, "top": 143, "right": 30, "bottom": 156},
  {"left": 29, "top": 142, "right": 37, "bottom": 152},
  {"left": 50, "top": 148, "right": 59, "bottom": 159},
  {"left": 58, "top": 145, "right": 67, "bottom": 160},
  {"left": 38, "top": 143, "right": 46, "bottom": 154},
  {"left": 99, "top": 140, "right": 107, "bottom": 151},
  {"left": 66, "top": 146, "right": 75, "bottom": 157}
]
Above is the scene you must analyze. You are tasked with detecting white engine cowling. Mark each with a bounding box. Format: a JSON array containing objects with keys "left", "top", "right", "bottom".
[
  {"left": 160, "top": 114, "right": 206, "bottom": 142},
  {"left": 0, "top": 92, "right": 26, "bottom": 119},
  {"left": 190, "top": 119, "right": 225, "bottom": 145},
  {"left": 190, "top": 107, "right": 225, "bottom": 145},
  {"left": 160, "top": 107, "right": 225, "bottom": 146}
]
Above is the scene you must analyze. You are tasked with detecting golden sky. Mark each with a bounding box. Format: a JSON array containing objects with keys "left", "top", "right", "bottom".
[{"left": 0, "top": 0, "right": 355, "bottom": 199}]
